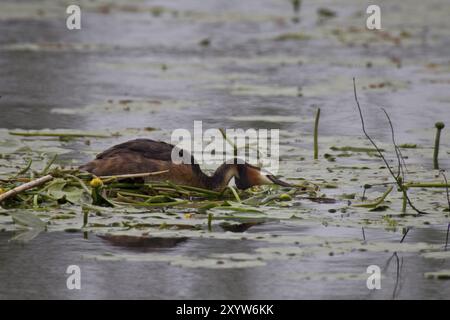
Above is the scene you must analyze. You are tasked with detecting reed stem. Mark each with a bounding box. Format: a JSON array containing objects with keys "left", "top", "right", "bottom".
[
  {"left": 314, "top": 107, "right": 321, "bottom": 160},
  {"left": 433, "top": 122, "right": 445, "bottom": 170}
]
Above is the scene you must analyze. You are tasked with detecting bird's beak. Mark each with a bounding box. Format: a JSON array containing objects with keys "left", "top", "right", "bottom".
[{"left": 266, "top": 174, "right": 292, "bottom": 187}]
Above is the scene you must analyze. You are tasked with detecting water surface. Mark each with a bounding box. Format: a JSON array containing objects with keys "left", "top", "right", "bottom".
[{"left": 0, "top": 0, "right": 450, "bottom": 299}]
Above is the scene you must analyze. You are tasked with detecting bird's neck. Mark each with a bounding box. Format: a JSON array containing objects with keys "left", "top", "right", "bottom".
[{"left": 201, "top": 163, "right": 238, "bottom": 191}]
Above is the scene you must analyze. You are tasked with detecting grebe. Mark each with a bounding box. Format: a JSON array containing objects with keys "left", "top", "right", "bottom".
[{"left": 80, "top": 139, "right": 290, "bottom": 191}]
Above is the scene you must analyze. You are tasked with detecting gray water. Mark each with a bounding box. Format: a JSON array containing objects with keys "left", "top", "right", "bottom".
[
  {"left": 1, "top": 226, "right": 450, "bottom": 299},
  {"left": 1, "top": 0, "right": 450, "bottom": 299}
]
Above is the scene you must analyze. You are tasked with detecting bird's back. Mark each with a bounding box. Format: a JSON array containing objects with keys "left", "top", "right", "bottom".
[
  {"left": 79, "top": 139, "right": 203, "bottom": 183},
  {"left": 95, "top": 139, "right": 176, "bottom": 161}
]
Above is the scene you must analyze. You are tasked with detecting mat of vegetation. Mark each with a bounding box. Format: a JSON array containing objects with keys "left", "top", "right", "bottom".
[{"left": 1, "top": 122, "right": 449, "bottom": 275}]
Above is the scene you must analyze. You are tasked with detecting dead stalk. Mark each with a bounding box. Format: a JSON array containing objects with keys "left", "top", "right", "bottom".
[{"left": 0, "top": 175, "right": 54, "bottom": 203}]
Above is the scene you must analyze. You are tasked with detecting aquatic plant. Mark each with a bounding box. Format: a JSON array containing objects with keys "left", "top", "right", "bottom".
[
  {"left": 314, "top": 107, "right": 320, "bottom": 160},
  {"left": 433, "top": 122, "right": 445, "bottom": 170}
]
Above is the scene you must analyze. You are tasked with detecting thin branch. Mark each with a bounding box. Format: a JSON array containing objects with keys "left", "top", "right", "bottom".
[
  {"left": 353, "top": 78, "right": 429, "bottom": 215},
  {"left": 382, "top": 108, "right": 409, "bottom": 183},
  {"left": 396, "top": 147, "right": 409, "bottom": 177},
  {"left": 381, "top": 108, "right": 403, "bottom": 180},
  {"left": 0, "top": 175, "right": 53, "bottom": 203},
  {"left": 353, "top": 78, "right": 390, "bottom": 173}
]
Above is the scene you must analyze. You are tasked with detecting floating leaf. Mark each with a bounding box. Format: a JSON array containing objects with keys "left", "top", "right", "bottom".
[
  {"left": 9, "top": 211, "right": 46, "bottom": 229},
  {"left": 424, "top": 270, "right": 450, "bottom": 280}
]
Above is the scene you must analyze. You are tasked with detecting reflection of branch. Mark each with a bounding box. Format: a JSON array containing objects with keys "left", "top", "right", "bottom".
[
  {"left": 446, "top": 224, "right": 450, "bottom": 251},
  {"left": 382, "top": 253, "right": 393, "bottom": 273},
  {"left": 392, "top": 253, "right": 404, "bottom": 299},
  {"left": 353, "top": 78, "right": 429, "bottom": 216},
  {"left": 440, "top": 171, "right": 450, "bottom": 250},
  {"left": 441, "top": 171, "right": 450, "bottom": 212},
  {"left": 383, "top": 252, "right": 403, "bottom": 300}
]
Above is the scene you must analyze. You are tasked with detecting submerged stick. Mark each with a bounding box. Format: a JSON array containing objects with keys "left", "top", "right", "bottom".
[
  {"left": 433, "top": 122, "right": 445, "bottom": 170},
  {"left": 314, "top": 107, "right": 320, "bottom": 160},
  {"left": 0, "top": 175, "right": 53, "bottom": 203}
]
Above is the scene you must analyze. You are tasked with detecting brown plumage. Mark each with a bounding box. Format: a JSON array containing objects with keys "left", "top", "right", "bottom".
[{"left": 80, "top": 139, "right": 291, "bottom": 191}]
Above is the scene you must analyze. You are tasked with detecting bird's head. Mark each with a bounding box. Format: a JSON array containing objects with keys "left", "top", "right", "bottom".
[{"left": 234, "top": 162, "right": 291, "bottom": 190}]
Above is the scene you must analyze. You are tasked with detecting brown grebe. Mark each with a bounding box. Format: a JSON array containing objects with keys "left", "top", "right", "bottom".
[{"left": 80, "top": 139, "right": 290, "bottom": 191}]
